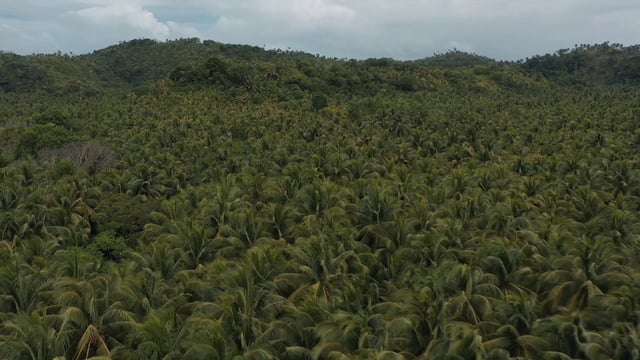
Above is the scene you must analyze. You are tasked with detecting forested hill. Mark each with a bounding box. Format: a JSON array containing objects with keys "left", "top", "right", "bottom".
[
  {"left": 2, "top": 39, "right": 640, "bottom": 359},
  {"left": 522, "top": 42, "right": 640, "bottom": 85},
  {"left": 0, "top": 38, "right": 271, "bottom": 94},
  {"left": 1, "top": 39, "right": 640, "bottom": 96}
]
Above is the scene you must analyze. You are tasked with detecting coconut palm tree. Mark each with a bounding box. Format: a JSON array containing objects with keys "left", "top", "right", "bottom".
[
  {"left": 275, "top": 235, "right": 357, "bottom": 306},
  {"left": 123, "top": 307, "right": 186, "bottom": 359},
  {"left": 423, "top": 321, "right": 486, "bottom": 359},
  {"left": 493, "top": 331, "right": 548, "bottom": 358},
  {"left": 0, "top": 311, "right": 70, "bottom": 360},
  {"left": 0, "top": 255, "right": 52, "bottom": 314},
  {"left": 540, "top": 238, "right": 630, "bottom": 314},
  {"left": 50, "top": 275, "right": 136, "bottom": 360}
]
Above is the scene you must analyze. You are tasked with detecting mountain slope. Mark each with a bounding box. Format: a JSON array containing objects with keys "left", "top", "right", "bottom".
[
  {"left": 522, "top": 42, "right": 640, "bottom": 85},
  {"left": 2, "top": 39, "right": 640, "bottom": 96}
]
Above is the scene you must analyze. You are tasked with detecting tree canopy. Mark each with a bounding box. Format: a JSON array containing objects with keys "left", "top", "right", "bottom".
[{"left": 1, "top": 39, "right": 640, "bottom": 359}]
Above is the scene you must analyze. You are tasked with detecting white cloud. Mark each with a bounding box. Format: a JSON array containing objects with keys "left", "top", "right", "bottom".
[
  {"left": 261, "top": 0, "right": 355, "bottom": 25},
  {"left": 166, "top": 21, "right": 201, "bottom": 38},
  {"left": 65, "top": 4, "right": 171, "bottom": 39}
]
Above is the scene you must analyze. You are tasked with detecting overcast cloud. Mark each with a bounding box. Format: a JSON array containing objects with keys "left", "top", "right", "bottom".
[{"left": 0, "top": 0, "right": 638, "bottom": 60}]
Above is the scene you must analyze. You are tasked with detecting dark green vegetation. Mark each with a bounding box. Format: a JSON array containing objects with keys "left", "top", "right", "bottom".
[{"left": 2, "top": 39, "right": 640, "bottom": 359}]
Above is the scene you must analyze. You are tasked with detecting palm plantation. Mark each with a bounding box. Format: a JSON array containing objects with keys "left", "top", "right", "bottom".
[{"left": 1, "top": 39, "right": 640, "bottom": 358}]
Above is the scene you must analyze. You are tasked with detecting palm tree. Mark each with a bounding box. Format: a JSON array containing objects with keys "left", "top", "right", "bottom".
[
  {"left": 563, "top": 186, "right": 607, "bottom": 237},
  {"left": 172, "top": 220, "right": 216, "bottom": 268},
  {"left": 130, "top": 242, "right": 185, "bottom": 280},
  {"left": 530, "top": 315, "right": 585, "bottom": 358},
  {"left": 119, "top": 267, "right": 173, "bottom": 314},
  {"left": 371, "top": 287, "right": 437, "bottom": 355},
  {"left": 482, "top": 324, "right": 549, "bottom": 358},
  {"left": 275, "top": 236, "right": 353, "bottom": 305},
  {"left": 604, "top": 160, "right": 632, "bottom": 199},
  {"left": 424, "top": 321, "right": 486, "bottom": 359},
  {"left": 0, "top": 255, "right": 52, "bottom": 314},
  {"left": 354, "top": 181, "right": 396, "bottom": 227},
  {"left": 227, "top": 207, "right": 270, "bottom": 251},
  {"left": 540, "top": 238, "right": 630, "bottom": 314},
  {"left": 443, "top": 290, "right": 492, "bottom": 327},
  {"left": 51, "top": 276, "right": 135, "bottom": 360},
  {"left": 44, "top": 193, "right": 95, "bottom": 233},
  {"left": 264, "top": 203, "right": 297, "bottom": 241},
  {"left": 0, "top": 311, "right": 70, "bottom": 360},
  {"left": 124, "top": 307, "right": 186, "bottom": 359},
  {"left": 11, "top": 200, "right": 50, "bottom": 247},
  {"left": 178, "top": 315, "right": 232, "bottom": 360},
  {"left": 475, "top": 242, "right": 537, "bottom": 303},
  {"left": 605, "top": 206, "right": 640, "bottom": 248},
  {"left": 125, "top": 165, "right": 167, "bottom": 200},
  {"left": 315, "top": 309, "right": 384, "bottom": 354},
  {"left": 608, "top": 322, "right": 640, "bottom": 359},
  {"left": 204, "top": 174, "right": 247, "bottom": 229},
  {"left": 214, "top": 266, "right": 286, "bottom": 354}
]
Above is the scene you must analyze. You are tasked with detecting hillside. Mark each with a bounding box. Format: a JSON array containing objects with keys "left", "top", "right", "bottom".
[
  {"left": 1, "top": 40, "right": 640, "bottom": 359},
  {"left": 522, "top": 42, "right": 640, "bottom": 86},
  {"left": 0, "top": 38, "right": 319, "bottom": 94},
  {"left": 2, "top": 39, "right": 639, "bottom": 96}
]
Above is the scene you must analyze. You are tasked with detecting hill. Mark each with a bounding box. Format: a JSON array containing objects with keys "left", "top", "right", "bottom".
[
  {"left": 1, "top": 39, "right": 640, "bottom": 359},
  {"left": 522, "top": 42, "right": 640, "bottom": 85},
  {"left": 1, "top": 39, "right": 639, "bottom": 97},
  {"left": 0, "top": 38, "right": 319, "bottom": 94}
]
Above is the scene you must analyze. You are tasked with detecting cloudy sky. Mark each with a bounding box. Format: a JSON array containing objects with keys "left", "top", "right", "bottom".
[{"left": 0, "top": 0, "right": 638, "bottom": 60}]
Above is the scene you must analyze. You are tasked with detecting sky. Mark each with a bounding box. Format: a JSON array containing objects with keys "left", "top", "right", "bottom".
[{"left": 0, "top": 0, "right": 638, "bottom": 60}]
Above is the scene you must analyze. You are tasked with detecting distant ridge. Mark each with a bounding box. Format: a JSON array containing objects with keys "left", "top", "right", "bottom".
[{"left": 0, "top": 39, "right": 639, "bottom": 95}]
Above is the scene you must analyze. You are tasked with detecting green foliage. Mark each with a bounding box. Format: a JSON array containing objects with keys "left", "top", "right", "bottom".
[
  {"left": 88, "top": 230, "right": 128, "bottom": 261},
  {"left": 1, "top": 39, "right": 640, "bottom": 360},
  {"left": 311, "top": 94, "right": 328, "bottom": 111},
  {"left": 414, "top": 49, "right": 495, "bottom": 68},
  {"left": 0, "top": 54, "right": 48, "bottom": 92},
  {"left": 522, "top": 42, "right": 640, "bottom": 85},
  {"left": 95, "top": 193, "right": 158, "bottom": 242},
  {"left": 392, "top": 73, "right": 419, "bottom": 91},
  {"left": 16, "top": 123, "right": 73, "bottom": 157},
  {"left": 32, "top": 111, "right": 75, "bottom": 129}
]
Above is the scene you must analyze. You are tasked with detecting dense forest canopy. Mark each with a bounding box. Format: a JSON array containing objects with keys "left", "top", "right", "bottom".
[{"left": 1, "top": 39, "right": 640, "bottom": 359}]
